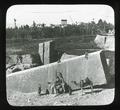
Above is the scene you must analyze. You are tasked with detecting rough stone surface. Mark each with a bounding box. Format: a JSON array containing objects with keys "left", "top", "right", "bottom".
[{"left": 7, "top": 88, "right": 114, "bottom": 106}]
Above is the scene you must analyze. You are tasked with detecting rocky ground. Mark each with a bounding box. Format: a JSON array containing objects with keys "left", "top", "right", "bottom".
[{"left": 7, "top": 88, "right": 114, "bottom": 106}]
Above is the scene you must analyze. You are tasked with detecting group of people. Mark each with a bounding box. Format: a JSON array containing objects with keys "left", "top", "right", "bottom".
[
  {"left": 38, "top": 52, "right": 91, "bottom": 96},
  {"left": 38, "top": 72, "right": 72, "bottom": 96},
  {"left": 52, "top": 72, "right": 67, "bottom": 94},
  {"left": 49, "top": 72, "right": 72, "bottom": 95}
]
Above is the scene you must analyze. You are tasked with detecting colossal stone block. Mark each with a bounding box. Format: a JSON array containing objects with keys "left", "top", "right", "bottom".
[{"left": 7, "top": 50, "right": 109, "bottom": 93}]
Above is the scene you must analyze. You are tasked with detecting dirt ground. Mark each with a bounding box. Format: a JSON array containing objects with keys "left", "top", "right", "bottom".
[{"left": 7, "top": 88, "right": 114, "bottom": 106}]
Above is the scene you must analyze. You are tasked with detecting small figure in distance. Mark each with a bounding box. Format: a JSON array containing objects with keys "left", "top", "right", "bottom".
[
  {"left": 71, "top": 77, "right": 93, "bottom": 95},
  {"left": 57, "top": 58, "right": 61, "bottom": 63},
  {"left": 45, "top": 89, "right": 49, "bottom": 95},
  {"left": 85, "top": 52, "right": 88, "bottom": 59},
  {"left": 80, "top": 77, "right": 93, "bottom": 95},
  {"left": 38, "top": 83, "right": 41, "bottom": 96}
]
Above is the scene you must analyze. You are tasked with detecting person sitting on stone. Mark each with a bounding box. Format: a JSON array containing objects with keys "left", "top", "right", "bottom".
[
  {"left": 57, "top": 72, "right": 66, "bottom": 93},
  {"left": 54, "top": 76, "right": 64, "bottom": 94},
  {"left": 57, "top": 72, "right": 72, "bottom": 95}
]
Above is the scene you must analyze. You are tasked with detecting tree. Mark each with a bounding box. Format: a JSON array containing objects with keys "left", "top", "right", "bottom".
[{"left": 6, "top": 19, "right": 114, "bottom": 40}]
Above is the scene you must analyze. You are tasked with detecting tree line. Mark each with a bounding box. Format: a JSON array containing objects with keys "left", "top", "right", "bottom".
[{"left": 6, "top": 19, "right": 114, "bottom": 40}]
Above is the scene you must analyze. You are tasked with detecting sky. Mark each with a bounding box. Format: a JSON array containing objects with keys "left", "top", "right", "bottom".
[{"left": 6, "top": 5, "right": 114, "bottom": 28}]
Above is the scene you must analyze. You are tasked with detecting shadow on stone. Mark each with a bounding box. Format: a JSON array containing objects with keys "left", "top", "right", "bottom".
[{"left": 84, "top": 89, "right": 102, "bottom": 95}]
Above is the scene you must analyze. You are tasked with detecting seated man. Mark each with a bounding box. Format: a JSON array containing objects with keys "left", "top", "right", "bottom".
[
  {"left": 54, "top": 76, "right": 64, "bottom": 94},
  {"left": 57, "top": 72, "right": 66, "bottom": 93},
  {"left": 56, "top": 72, "right": 72, "bottom": 95},
  {"left": 49, "top": 72, "right": 72, "bottom": 95}
]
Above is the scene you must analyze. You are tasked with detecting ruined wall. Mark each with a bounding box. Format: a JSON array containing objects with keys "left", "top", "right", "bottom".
[
  {"left": 6, "top": 54, "right": 32, "bottom": 65},
  {"left": 44, "top": 41, "right": 50, "bottom": 64},
  {"left": 38, "top": 43, "right": 44, "bottom": 63},
  {"left": 38, "top": 40, "right": 53, "bottom": 65},
  {"left": 38, "top": 40, "right": 59, "bottom": 65}
]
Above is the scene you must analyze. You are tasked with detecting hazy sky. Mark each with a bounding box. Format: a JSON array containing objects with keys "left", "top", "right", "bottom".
[{"left": 6, "top": 5, "right": 114, "bottom": 28}]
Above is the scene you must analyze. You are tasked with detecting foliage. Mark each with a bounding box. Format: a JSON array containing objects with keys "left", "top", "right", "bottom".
[{"left": 6, "top": 19, "right": 114, "bottom": 40}]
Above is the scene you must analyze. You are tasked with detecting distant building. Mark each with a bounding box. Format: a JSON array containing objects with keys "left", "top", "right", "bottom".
[{"left": 61, "top": 19, "right": 67, "bottom": 26}]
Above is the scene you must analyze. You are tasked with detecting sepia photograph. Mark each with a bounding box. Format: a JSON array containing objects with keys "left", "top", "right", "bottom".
[{"left": 6, "top": 5, "right": 115, "bottom": 106}]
